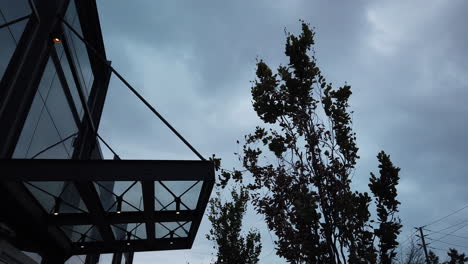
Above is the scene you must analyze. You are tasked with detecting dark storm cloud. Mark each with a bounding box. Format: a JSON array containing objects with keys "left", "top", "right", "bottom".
[
  {"left": 348, "top": 0, "right": 468, "bottom": 252},
  {"left": 95, "top": 0, "right": 468, "bottom": 262}
]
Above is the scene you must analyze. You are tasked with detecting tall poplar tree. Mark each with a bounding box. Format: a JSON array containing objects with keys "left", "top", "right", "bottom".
[{"left": 218, "top": 22, "right": 402, "bottom": 263}]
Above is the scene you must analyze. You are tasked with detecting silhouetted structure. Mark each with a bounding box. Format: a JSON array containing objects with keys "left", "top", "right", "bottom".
[{"left": 0, "top": 1, "right": 214, "bottom": 263}]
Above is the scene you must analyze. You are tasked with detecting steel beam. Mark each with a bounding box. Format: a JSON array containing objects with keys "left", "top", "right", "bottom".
[{"left": 2, "top": 159, "right": 215, "bottom": 181}]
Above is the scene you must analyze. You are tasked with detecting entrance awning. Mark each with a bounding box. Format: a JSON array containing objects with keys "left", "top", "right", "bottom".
[{"left": 1, "top": 159, "right": 214, "bottom": 255}]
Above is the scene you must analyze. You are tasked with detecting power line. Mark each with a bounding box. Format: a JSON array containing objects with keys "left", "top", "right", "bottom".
[
  {"left": 430, "top": 219, "right": 468, "bottom": 233},
  {"left": 423, "top": 203, "right": 468, "bottom": 228},
  {"left": 400, "top": 229, "right": 418, "bottom": 248},
  {"left": 426, "top": 229, "right": 468, "bottom": 240},
  {"left": 429, "top": 223, "right": 468, "bottom": 244},
  {"left": 427, "top": 221, "right": 468, "bottom": 237},
  {"left": 428, "top": 237, "right": 468, "bottom": 250},
  {"left": 427, "top": 246, "right": 445, "bottom": 252}
]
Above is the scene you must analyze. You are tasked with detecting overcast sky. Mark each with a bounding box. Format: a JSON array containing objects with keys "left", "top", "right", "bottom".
[{"left": 94, "top": 0, "right": 468, "bottom": 263}]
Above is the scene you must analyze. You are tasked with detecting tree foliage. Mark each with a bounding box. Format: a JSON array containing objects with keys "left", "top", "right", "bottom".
[
  {"left": 444, "top": 248, "right": 468, "bottom": 264},
  {"left": 428, "top": 251, "right": 440, "bottom": 264},
  {"left": 218, "top": 22, "right": 402, "bottom": 263},
  {"left": 398, "top": 238, "right": 425, "bottom": 264},
  {"left": 206, "top": 185, "right": 262, "bottom": 264}
]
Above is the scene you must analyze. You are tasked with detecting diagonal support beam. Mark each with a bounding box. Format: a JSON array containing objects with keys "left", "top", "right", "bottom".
[{"left": 61, "top": 17, "right": 205, "bottom": 161}]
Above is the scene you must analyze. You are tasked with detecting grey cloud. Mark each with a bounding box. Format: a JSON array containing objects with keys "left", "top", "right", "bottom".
[{"left": 94, "top": 0, "right": 468, "bottom": 262}]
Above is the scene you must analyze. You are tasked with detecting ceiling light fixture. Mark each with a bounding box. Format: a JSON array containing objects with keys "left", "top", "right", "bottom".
[
  {"left": 116, "top": 196, "right": 122, "bottom": 214},
  {"left": 52, "top": 197, "right": 61, "bottom": 215},
  {"left": 175, "top": 197, "right": 181, "bottom": 215}
]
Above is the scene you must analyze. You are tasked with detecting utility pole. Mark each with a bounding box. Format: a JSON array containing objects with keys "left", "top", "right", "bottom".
[{"left": 417, "top": 227, "right": 430, "bottom": 264}]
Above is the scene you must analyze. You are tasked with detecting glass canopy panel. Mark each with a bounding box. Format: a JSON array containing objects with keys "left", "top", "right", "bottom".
[
  {"left": 61, "top": 225, "right": 102, "bottom": 242},
  {"left": 95, "top": 181, "right": 143, "bottom": 212},
  {"left": 24, "top": 181, "right": 88, "bottom": 214},
  {"left": 111, "top": 223, "right": 146, "bottom": 240},
  {"left": 155, "top": 221, "right": 191, "bottom": 239},
  {"left": 155, "top": 181, "right": 202, "bottom": 211}
]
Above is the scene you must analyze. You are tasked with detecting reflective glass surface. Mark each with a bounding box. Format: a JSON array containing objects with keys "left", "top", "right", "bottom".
[
  {"left": 61, "top": 225, "right": 102, "bottom": 242},
  {"left": 24, "top": 181, "right": 88, "bottom": 214},
  {"left": 155, "top": 221, "right": 191, "bottom": 239},
  {"left": 64, "top": 255, "right": 86, "bottom": 264},
  {"left": 13, "top": 58, "right": 78, "bottom": 159},
  {"left": 55, "top": 43, "right": 84, "bottom": 119},
  {"left": 112, "top": 223, "right": 146, "bottom": 240},
  {"left": 0, "top": 6, "right": 28, "bottom": 81},
  {"left": 96, "top": 181, "right": 143, "bottom": 212},
  {"left": 0, "top": 0, "right": 30, "bottom": 22},
  {"left": 155, "top": 181, "right": 202, "bottom": 211},
  {"left": 63, "top": 0, "right": 94, "bottom": 98}
]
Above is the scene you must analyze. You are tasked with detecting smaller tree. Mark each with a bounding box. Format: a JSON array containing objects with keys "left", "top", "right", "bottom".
[
  {"left": 206, "top": 185, "right": 262, "bottom": 264},
  {"left": 428, "top": 250, "right": 440, "bottom": 264},
  {"left": 444, "top": 248, "right": 468, "bottom": 264},
  {"left": 398, "top": 238, "right": 425, "bottom": 264},
  {"left": 369, "top": 152, "right": 403, "bottom": 263}
]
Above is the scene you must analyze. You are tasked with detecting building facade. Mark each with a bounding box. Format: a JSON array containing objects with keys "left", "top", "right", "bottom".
[
  {"left": 0, "top": 1, "right": 214, "bottom": 263},
  {"left": 1, "top": 0, "right": 116, "bottom": 263}
]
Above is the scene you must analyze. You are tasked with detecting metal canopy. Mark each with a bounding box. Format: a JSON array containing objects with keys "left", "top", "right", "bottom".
[{"left": 1, "top": 159, "right": 214, "bottom": 255}]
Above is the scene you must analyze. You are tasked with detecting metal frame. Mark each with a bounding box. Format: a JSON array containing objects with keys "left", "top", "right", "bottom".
[
  {"left": 0, "top": 0, "right": 215, "bottom": 262},
  {"left": 0, "top": 0, "right": 63, "bottom": 159},
  {"left": 1, "top": 158, "right": 215, "bottom": 255}
]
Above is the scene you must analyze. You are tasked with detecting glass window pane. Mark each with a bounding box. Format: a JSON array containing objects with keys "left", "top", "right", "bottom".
[
  {"left": 155, "top": 181, "right": 202, "bottom": 211},
  {"left": 156, "top": 222, "right": 191, "bottom": 239},
  {"left": 0, "top": 1, "right": 30, "bottom": 22},
  {"left": 59, "top": 182, "right": 88, "bottom": 213},
  {"left": 112, "top": 224, "right": 127, "bottom": 240},
  {"left": 95, "top": 181, "right": 116, "bottom": 212},
  {"left": 26, "top": 106, "right": 70, "bottom": 159},
  {"left": 64, "top": 255, "right": 86, "bottom": 264},
  {"left": 175, "top": 222, "right": 191, "bottom": 237},
  {"left": 55, "top": 44, "right": 84, "bottom": 119},
  {"left": 9, "top": 18, "right": 27, "bottom": 41},
  {"left": 0, "top": 4, "right": 29, "bottom": 81},
  {"left": 132, "top": 223, "right": 147, "bottom": 240},
  {"left": 96, "top": 181, "right": 143, "bottom": 212},
  {"left": 0, "top": 26, "right": 18, "bottom": 80},
  {"left": 61, "top": 225, "right": 101, "bottom": 242},
  {"left": 22, "top": 252, "right": 42, "bottom": 264},
  {"left": 13, "top": 57, "right": 79, "bottom": 159},
  {"left": 24, "top": 181, "right": 65, "bottom": 213},
  {"left": 24, "top": 181, "right": 88, "bottom": 214},
  {"left": 13, "top": 93, "right": 43, "bottom": 158},
  {"left": 111, "top": 223, "right": 146, "bottom": 240},
  {"left": 63, "top": 0, "right": 94, "bottom": 98},
  {"left": 42, "top": 61, "right": 78, "bottom": 154}
]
